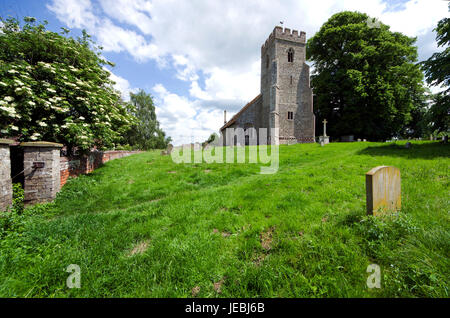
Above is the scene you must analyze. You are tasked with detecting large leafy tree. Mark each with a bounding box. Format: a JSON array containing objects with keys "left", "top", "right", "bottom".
[
  {"left": 421, "top": 7, "right": 450, "bottom": 135},
  {"left": 0, "top": 17, "right": 136, "bottom": 154},
  {"left": 307, "top": 11, "right": 426, "bottom": 141},
  {"left": 125, "top": 89, "right": 171, "bottom": 150}
]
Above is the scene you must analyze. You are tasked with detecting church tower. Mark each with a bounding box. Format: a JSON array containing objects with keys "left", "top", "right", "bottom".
[{"left": 260, "top": 26, "right": 315, "bottom": 144}]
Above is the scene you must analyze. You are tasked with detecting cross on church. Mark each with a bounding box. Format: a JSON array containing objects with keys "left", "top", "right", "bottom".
[{"left": 322, "top": 119, "right": 328, "bottom": 137}]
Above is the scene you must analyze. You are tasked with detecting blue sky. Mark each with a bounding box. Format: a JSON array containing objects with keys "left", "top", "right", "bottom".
[{"left": 0, "top": 0, "right": 447, "bottom": 145}]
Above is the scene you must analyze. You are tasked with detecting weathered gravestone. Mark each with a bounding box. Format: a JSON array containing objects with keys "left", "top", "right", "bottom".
[
  {"left": 366, "top": 166, "right": 401, "bottom": 215},
  {"left": 160, "top": 144, "right": 174, "bottom": 156}
]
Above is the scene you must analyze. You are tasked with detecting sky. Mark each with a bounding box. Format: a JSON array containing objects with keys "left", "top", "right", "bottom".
[{"left": 0, "top": 0, "right": 448, "bottom": 145}]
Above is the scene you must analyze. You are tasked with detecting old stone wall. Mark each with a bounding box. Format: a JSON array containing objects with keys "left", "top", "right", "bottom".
[{"left": 0, "top": 140, "right": 13, "bottom": 211}]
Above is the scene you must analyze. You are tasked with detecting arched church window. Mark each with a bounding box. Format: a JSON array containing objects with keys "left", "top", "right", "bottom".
[{"left": 288, "top": 48, "right": 294, "bottom": 63}]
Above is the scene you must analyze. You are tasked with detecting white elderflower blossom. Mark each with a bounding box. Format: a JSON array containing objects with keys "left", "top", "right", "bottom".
[
  {"left": 0, "top": 81, "right": 7, "bottom": 87},
  {"left": 4, "top": 96, "right": 14, "bottom": 102},
  {"left": 30, "top": 132, "right": 40, "bottom": 141},
  {"left": 27, "top": 101, "right": 36, "bottom": 106},
  {"left": 38, "top": 121, "right": 47, "bottom": 127},
  {"left": 46, "top": 87, "right": 56, "bottom": 93},
  {"left": 11, "top": 125, "right": 18, "bottom": 131},
  {"left": 79, "top": 116, "right": 85, "bottom": 120},
  {"left": 7, "top": 69, "right": 18, "bottom": 74}
]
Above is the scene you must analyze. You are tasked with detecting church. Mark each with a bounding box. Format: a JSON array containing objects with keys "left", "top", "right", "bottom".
[{"left": 220, "top": 26, "right": 315, "bottom": 145}]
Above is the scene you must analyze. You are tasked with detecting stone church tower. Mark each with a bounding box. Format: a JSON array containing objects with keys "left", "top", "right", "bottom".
[{"left": 220, "top": 26, "right": 315, "bottom": 144}]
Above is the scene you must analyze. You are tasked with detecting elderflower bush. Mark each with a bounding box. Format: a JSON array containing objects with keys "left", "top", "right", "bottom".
[{"left": 0, "top": 17, "right": 137, "bottom": 153}]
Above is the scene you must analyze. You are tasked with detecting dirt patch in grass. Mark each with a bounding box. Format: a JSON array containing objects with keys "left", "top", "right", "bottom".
[
  {"left": 127, "top": 240, "right": 150, "bottom": 256},
  {"left": 221, "top": 231, "right": 231, "bottom": 238},
  {"left": 252, "top": 253, "right": 267, "bottom": 267},
  {"left": 204, "top": 169, "right": 212, "bottom": 173},
  {"left": 191, "top": 286, "right": 201, "bottom": 297},
  {"left": 128, "top": 180, "right": 135, "bottom": 184},
  {"left": 260, "top": 226, "right": 275, "bottom": 251},
  {"left": 167, "top": 171, "right": 177, "bottom": 174},
  {"left": 213, "top": 277, "right": 226, "bottom": 294}
]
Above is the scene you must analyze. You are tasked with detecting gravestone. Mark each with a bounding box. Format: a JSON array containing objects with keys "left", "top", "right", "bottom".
[
  {"left": 366, "top": 166, "right": 401, "bottom": 216},
  {"left": 318, "top": 119, "right": 329, "bottom": 145},
  {"left": 161, "top": 144, "right": 174, "bottom": 156},
  {"left": 341, "top": 135, "right": 354, "bottom": 142}
]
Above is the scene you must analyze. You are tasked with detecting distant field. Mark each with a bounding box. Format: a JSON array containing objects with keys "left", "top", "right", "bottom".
[{"left": 0, "top": 141, "right": 448, "bottom": 297}]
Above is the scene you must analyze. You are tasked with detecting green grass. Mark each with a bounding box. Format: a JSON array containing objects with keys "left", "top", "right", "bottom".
[{"left": 0, "top": 141, "right": 448, "bottom": 297}]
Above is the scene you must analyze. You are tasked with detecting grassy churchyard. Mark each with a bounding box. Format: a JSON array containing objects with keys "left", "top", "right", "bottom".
[{"left": 0, "top": 140, "right": 448, "bottom": 297}]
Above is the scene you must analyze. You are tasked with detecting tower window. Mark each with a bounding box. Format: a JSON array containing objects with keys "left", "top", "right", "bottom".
[
  {"left": 266, "top": 55, "right": 269, "bottom": 68},
  {"left": 288, "top": 48, "right": 294, "bottom": 62},
  {"left": 290, "top": 75, "right": 293, "bottom": 85},
  {"left": 288, "top": 111, "right": 294, "bottom": 120}
]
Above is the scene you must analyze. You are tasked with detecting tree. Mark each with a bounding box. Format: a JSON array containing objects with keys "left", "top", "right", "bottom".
[
  {"left": 202, "top": 132, "right": 218, "bottom": 147},
  {"left": 0, "top": 17, "right": 135, "bottom": 154},
  {"left": 125, "top": 89, "right": 171, "bottom": 150},
  {"left": 306, "top": 11, "right": 426, "bottom": 141},
  {"left": 421, "top": 6, "right": 450, "bottom": 135}
]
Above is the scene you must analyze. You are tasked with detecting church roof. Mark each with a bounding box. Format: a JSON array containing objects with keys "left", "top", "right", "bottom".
[{"left": 220, "top": 94, "right": 262, "bottom": 131}]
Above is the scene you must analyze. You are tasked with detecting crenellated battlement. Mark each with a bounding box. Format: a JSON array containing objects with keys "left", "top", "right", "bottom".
[{"left": 261, "top": 26, "right": 306, "bottom": 52}]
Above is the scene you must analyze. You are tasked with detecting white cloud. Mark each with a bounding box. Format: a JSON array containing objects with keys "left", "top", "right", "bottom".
[
  {"left": 105, "top": 68, "right": 138, "bottom": 101},
  {"left": 152, "top": 84, "right": 225, "bottom": 145},
  {"left": 47, "top": 0, "right": 449, "bottom": 144},
  {"left": 46, "top": 0, "right": 98, "bottom": 30}
]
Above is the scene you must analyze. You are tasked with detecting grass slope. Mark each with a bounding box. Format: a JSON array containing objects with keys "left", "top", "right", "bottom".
[{"left": 0, "top": 141, "right": 448, "bottom": 297}]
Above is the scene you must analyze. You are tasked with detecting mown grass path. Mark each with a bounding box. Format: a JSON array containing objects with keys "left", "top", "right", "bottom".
[{"left": 0, "top": 141, "right": 448, "bottom": 297}]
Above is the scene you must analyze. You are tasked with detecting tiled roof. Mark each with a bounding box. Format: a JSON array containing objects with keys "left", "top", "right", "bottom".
[{"left": 220, "top": 94, "right": 262, "bottom": 131}]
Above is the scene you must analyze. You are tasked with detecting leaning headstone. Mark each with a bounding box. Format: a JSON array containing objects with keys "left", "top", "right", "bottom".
[
  {"left": 357, "top": 138, "right": 361, "bottom": 142},
  {"left": 443, "top": 135, "right": 448, "bottom": 144},
  {"left": 363, "top": 139, "right": 367, "bottom": 142},
  {"left": 366, "top": 166, "right": 401, "bottom": 216},
  {"left": 166, "top": 144, "right": 174, "bottom": 154},
  {"left": 404, "top": 142, "right": 411, "bottom": 149}
]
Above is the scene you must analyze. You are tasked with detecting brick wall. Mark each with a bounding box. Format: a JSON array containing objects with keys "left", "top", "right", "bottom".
[{"left": 60, "top": 150, "right": 141, "bottom": 187}]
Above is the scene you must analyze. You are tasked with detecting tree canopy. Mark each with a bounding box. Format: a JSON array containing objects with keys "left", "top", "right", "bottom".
[
  {"left": 307, "top": 11, "right": 426, "bottom": 141},
  {"left": 421, "top": 6, "right": 450, "bottom": 135},
  {"left": 0, "top": 17, "right": 136, "bottom": 153},
  {"left": 125, "top": 89, "right": 171, "bottom": 150}
]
